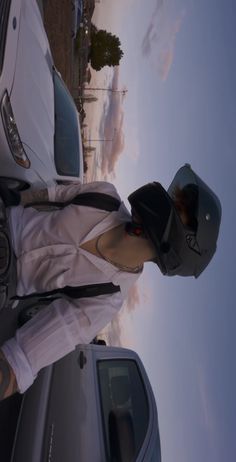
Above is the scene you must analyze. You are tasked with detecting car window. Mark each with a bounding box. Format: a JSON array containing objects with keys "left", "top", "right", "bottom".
[
  {"left": 53, "top": 71, "right": 81, "bottom": 177},
  {"left": 97, "top": 360, "right": 149, "bottom": 462}
]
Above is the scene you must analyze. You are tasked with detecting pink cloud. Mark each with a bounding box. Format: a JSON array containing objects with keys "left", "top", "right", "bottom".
[
  {"left": 125, "top": 284, "right": 141, "bottom": 312},
  {"left": 106, "top": 315, "right": 123, "bottom": 346},
  {"left": 142, "top": 1, "right": 185, "bottom": 81},
  {"left": 158, "top": 49, "right": 174, "bottom": 81},
  {"left": 100, "top": 283, "right": 141, "bottom": 346}
]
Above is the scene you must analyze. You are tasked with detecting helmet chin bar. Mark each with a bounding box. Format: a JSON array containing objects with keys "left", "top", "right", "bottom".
[
  {"left": 186, "top": 234, "right": 201, "bottom": 255},
  {"left": 155, "top": 242, "right": 182, "bottom": 276},
  {"left": 148, "top": 208, "right": 201, "bottom": 277}
]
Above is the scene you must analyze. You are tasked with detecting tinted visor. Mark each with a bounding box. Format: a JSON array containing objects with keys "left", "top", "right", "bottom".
[
  {"left": 128, "top": 182, "right": 173, "bottom": 244},
  {"left": 129, "top": 182, "right": 185, "bottom": 275}
]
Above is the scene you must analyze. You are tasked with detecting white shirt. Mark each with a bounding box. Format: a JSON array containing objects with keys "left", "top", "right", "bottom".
[{"left": 2, "top": 182, "right": 141, "bottom": 393}]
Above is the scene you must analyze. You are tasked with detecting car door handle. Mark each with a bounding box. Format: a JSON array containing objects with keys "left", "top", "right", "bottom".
[{"left": 78, "top": 351, "right": 87, "bottom": 369}]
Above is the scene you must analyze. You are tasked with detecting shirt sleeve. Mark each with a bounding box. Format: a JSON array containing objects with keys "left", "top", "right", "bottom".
[
  {"left": 1, "top": 292, "right": 123, "bottom": 393},
  {"left": 47, "top": 181, "right": 121, "bottom": 203}
]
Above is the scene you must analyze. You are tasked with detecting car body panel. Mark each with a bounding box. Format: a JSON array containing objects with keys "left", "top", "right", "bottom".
[
  {"left": 11, "top": 345, "right": 161, "bottom": 462},
  {"left": 0, "top": 0, "right": 21, "bottom": 92},
  {"left": 10, "top": 0, "right": 55, "bottom": 174},
  {"left": 41, "top": 347, "right": 103, "bottom": 461},
  {"left": 10, "top": 366, "right": 53, "bottom": 462}
]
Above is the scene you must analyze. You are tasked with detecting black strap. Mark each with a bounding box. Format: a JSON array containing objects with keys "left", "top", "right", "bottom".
[
  {"left": 22, "top": 192, "right": 122, "bottom": 301},
  {"left": 13, "top": 282, "right": 121, "bottom": 301},
  {"left": 25, "top": 192, "right": 121, "bottom": 212}
]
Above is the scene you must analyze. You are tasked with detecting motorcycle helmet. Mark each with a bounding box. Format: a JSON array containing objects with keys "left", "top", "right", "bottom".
[{"left": 128, "top": 164, "right": 222, "bottom": 277}]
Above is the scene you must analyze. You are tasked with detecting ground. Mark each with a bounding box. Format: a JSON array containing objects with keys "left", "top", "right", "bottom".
[
  {"left": 43, "top": 0, "right": 90, "bottom": 97},
  {"left": 43, "top": 0, "right": 75, "bottom": 91},
  {"left": 42, "top": 0, "right": 92, "bottom": 129}
]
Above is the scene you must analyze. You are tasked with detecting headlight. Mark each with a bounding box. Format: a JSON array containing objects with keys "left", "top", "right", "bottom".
[{"left": 1, "top": 91, "right": 30, "bottom": 168}]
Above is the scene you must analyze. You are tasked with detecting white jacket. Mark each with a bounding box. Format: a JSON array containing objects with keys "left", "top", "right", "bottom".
[{"left": 2, "top": 182, "right": 141, "bottom": 392}]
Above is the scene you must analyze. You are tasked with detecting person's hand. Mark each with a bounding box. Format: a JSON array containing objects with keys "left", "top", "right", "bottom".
[{"left": 0, "top": 350, "right": 18, "bottom": 400}]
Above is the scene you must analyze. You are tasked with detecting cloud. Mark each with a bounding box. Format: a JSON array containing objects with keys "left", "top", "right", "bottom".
[
  {"left": 141, "top": 0, "right": 185, "bottom": 81},
  {"left": 142, "top": 0, "right": 164, "bottom": 57},
  {"left": 99, "top": 278, "right": 154, "bottom": 347},
  {"left": 158, "top": 49, "right": 174, "bottom": 81},
  {"left": 106, "top": 315, "right": 123, "bottom": 346},
  {"left": 99, "top": 283, "right": 141, "bottom": 346},
  {"left": 98, "top": 67, "right": 126, "bottom": 178},
  {"left": 142, "top": 23, "right": 157, "bottom": 56},
  {"left": 125, "top": 284, "right": 141, "bottom": 312}
]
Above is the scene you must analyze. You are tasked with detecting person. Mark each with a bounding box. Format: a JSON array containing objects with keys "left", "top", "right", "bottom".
[{"left": 0, "top": 164, "right": 221, "bottom": 400}]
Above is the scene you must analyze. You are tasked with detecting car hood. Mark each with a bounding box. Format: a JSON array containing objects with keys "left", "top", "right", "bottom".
[{"left": 10, "top": 0, "right": 55, "bottom": 172}]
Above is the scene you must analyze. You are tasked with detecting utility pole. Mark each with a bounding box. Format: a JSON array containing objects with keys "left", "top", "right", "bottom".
[
  {"left": 84, "top": 87, "right": 128, "bottom": 97},
  {"left": 84, "top": 129, "right": 117, "bottom": 143}
]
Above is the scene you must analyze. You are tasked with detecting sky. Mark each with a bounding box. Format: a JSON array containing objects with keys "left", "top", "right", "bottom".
[{"left": 84, "top": 1, "right": 236, "bottom": 461}]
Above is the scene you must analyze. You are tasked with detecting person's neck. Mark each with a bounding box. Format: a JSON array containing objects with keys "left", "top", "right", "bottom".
[{"left": 98, "top": 223, "right": 155, "bottom": 270}]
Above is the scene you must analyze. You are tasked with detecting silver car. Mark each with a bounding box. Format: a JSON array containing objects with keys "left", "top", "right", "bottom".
[
  {"left": 11, "top": 344, "right": 162, "bottom": 461},
  {"left": 0, "top": 0, "right": 84, "bottom": 190}
]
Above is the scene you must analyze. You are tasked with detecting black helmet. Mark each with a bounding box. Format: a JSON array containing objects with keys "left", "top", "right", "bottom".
[{"left": 128, "top": 164, "right": 222, "bottom": 277}]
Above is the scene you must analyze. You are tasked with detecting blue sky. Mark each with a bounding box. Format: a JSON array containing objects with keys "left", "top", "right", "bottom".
[{"left": 84, "top": 1, "right": 236, "bottom": 461}]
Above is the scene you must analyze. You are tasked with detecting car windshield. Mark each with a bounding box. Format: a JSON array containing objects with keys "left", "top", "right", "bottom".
[{"left": 53, "top": 71, "right": 81, "bottom": 177}]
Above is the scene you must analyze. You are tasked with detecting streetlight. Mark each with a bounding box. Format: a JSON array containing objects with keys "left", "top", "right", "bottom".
[{"left": 84, "top": 87, "right": 127, "bottom": 97}]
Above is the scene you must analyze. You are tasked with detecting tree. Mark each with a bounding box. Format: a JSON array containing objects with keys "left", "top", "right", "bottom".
[{"left": 89, "top": 27, "right": 124, "bottom": 71}]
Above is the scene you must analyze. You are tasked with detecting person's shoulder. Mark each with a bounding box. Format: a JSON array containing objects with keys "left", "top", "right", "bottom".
[{"left": 84, "top": 181, "right": 121, "bottom": 200}]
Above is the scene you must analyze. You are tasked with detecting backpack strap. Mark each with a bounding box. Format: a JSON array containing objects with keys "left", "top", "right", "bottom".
[
  {"left": 13, "top": 282, "right": 121, "bottom": 301},
  {"left": 25, "top": 192, "right": 121, "bottom": 212},
  {"left": 22, "top": 192, "right": 122, "bottom": 301}
]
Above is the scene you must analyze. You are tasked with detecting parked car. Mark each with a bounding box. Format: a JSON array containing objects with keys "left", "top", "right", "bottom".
[
  {"left": 71, "top": 0, "right": 83, "bottom": 38},
  {"left": 0, "top": 0, "right": 84, "bottom": 190},
  {"left": 10, "top": 344, "right": 162, "bottom": 462},
  {"left": 0, "top": 195, "right": 17, "bottom": 311}
]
